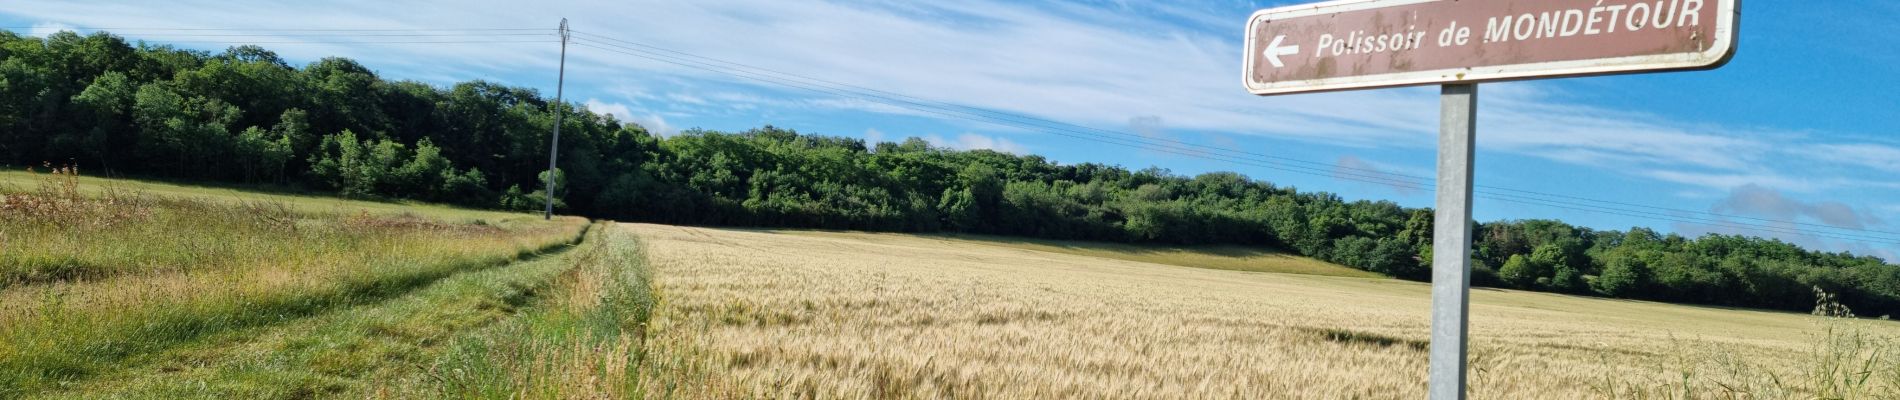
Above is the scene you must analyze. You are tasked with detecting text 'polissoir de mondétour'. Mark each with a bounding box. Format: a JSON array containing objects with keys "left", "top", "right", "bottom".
[{"left": 1313, "top": 0, "right": 1710, "bottom": 58}]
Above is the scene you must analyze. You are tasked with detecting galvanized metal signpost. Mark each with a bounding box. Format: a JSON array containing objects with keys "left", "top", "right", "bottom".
[{"left": 1241, "top": 0, "right": 1738, "bottom": 398}]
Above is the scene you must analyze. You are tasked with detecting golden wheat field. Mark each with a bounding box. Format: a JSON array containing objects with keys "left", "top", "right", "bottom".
[{"left": 627, "top": 224, "right": 1900, "bottom": 399}]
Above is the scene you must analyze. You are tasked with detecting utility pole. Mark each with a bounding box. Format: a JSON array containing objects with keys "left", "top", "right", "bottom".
[{"left": 544, "top": 18, "right": 569, "bottom": 220}]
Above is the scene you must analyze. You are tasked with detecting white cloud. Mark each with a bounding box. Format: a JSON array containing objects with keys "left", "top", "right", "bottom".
[
  {"left": 6, "top": 0, "right": 1892, "bottom": 252},
  {"left": 803, "top": 98, "right": 947, "bottom": 121},
  {"left": 632, "top": 114, "right": 676, "bottom": 137},
  {"left": 1851, "top": 246, "right": 1896, "bottom": 265},
  {"left": 1673, "top": 190, "right": 1722, "bottom": 200},
  {"left": 1335, "top": 155, "right": 1425, "bottom": 195},
  {"left": 1809, "top": 143, "right": 1900, "bottom": 173},
  {"left": 1643, "top": 170, "right": 1822, "bottom": 193},
  {"left": 2, "top": 1, "right": 559, "bottom": 80},
  {"left": 582, "top": 98, "right": 633, "bottom": 120},
  {"left": 1668, "top": 185, "right": 1898, "bottom": 263},
  {"left": 543, "top": 0, "right": 1444, "bottom": 145},
  {"left": 531, "top": 0, "right": 1848, "bottom": 193},
  {"left": 1478, "top": 92, "right": 1774, "bottom": 172},
  {"left": 27, "top": 21, "right": 73, "bottom": 37},
  {"left": 926, "top": 133, "right": 1027, "bottom": 154},
  {"left": 863, "top": 128, "right": 886, "bottom": 146},
  {"left": 666, "top": 92, "right": 709, "bottom": 106},
  {"left": 1129, "top": 116, "right": 1164, "bottom": 139},
  {"left": 0, "top": 1, "right": 1820, "bottom": 177},
  {"left": 583, "top": 97, "right": 676, "bottom": 137},
  {"left": 1643, "top": 169, "right": 1900, "bottom": 193},
  {"left": 1673, "top": 217, "right": 1897, "bottom": 264},
  {"left": 1713, "top": 184, "right": 1881, "bottom": 230}
]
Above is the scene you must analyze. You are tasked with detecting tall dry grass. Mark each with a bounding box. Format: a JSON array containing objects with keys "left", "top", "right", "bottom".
[
  {"left": 627, "top": 224, "right": 1900, "bottom": 399},
  {"left": 0, "top": 168, "right": 588, "bottom": 397},
  {"left": 1582, "top": 288, "right": 1900, "bottom": 399}
]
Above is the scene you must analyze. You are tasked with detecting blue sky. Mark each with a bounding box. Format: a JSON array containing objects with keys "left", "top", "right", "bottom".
[{"left": 6, "top": 1, "right": 1898, "bottom": 260}]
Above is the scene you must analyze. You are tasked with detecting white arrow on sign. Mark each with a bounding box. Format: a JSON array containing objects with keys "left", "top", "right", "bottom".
[{"left": 1263, "top": 35, "right": 1298, "bottom": 68}]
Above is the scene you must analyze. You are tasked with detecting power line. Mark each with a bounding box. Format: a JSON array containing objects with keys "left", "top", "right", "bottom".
[
  {"left": 568, "top": 40, "right": 1215, "bottom": 154},
  {"left": 4, "top": 27, "right": 547, "bottom": 32},
  {"left": 566, "top": 31, "right": 1900, "bottom": 241},
  {"left": 573, "top": 31, "right": 1405, "bottom": 177},
  {"left": 146, "top": 40, "right": 559, "bottom": 45},
  {"left": 26, "top": 26, "right": 1882, "bottom": 244},
  {"left": 570, "top": 31, "right": 1453, "bottom": 185},
  {"left": 1473, "top": 184, "right": 1900, "bottom": 238},
  {"left": 568, "top": 38, "right": 1900, "bottom": 245},
  {"left": 565, "top": 34, "right": 1900, "bottom": 246},
  {"left": 565, "top": 42, "right": 1395, "bottom": 183},
  {"left": 94, "top": 33, "right": 555, "bottom": 38},
  {"left": 3, "top": 27, "right": 560, "bottom": 45}
]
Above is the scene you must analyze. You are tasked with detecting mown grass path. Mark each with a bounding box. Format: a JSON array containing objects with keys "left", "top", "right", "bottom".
[
  {"left": 0, "top": 171, "right": 592, "bottom": 399},
  {"left": 26, "top": 223, "right": 603, "bottom": 399},
  {"left": 419, "top": 223, "right": 658, "bottom": 399}
]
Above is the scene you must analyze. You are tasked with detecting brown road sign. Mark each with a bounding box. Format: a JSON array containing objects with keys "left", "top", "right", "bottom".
[{"left": 1244, "top": 0, "right": 1738, "bottom": 95}]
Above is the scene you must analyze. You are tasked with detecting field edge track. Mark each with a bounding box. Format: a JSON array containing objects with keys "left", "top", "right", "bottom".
[{"left": 9, "top": 222, "right": 598, "bottom": 399}]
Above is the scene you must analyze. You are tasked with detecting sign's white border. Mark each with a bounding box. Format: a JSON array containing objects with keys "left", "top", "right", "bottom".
[{"left": 1243, "top": 0, "right": 1739, "bottom": 96}]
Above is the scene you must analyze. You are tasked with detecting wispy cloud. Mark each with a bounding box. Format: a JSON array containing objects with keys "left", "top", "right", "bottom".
[
  {"left": 1673, "top": 217, "right": 1897, "bottom": 263},
  {"left": 1713, "top": 184, "right": 1882, "bottom": 230},
  {"left": 1809, "top": 143, "right": 1900, "bottom": 173},
  {"left": 2, "top": 1, "right": 560, "bottom": 80},
  {"left": 1335, "top": 155, "right": 1424, "bottom": 196},
  {"left": 0, "top": 0, "right": 1806, "bottom": 174},
  {"left": 26, "top": 21, "right": 72, "bottom": 37},
  {"left": 926, "top": 133, "right": 1027, "bottom": 154},
  {"left": 1643, "top": 170, "right": 1822, "bottom": 193},
  {"left": 583, "top": 98, "right": 672, "bottom": 137},
  {"left": 5, "top": 0, "right": 1892, "bottom": 255},
  {"left": 1480, "top": 91, "right": 1773, "bottom": 172},
  {"left": 634, "top": 113, "right": 676, "bottom": 137},
  {"left": 535, "top": 0, "right": 1865, "bottom": 200},
  {"left": 1129, "top": 116, "right": 1165, "bottom": 140},
  {"left": 1668, "top": 184, "right": 1896, "bottom": 262},
  {"left": 582, "top": 98, "right": 633, "bottom": 121},
  {"left": 1644, "top": 169, "right": 1900, "bottom": 193}
]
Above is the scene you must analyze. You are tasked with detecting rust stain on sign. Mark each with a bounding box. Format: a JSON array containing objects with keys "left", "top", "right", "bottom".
[{"left": 1244, "top": 0, "right": 1739, "bottom": 95}]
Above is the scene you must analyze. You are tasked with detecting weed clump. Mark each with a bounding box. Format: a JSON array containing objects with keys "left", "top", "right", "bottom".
[
  {"left": 1589, "top": 286, "right": 1900, "bottom": 398},
  {"left": 1, "top": 165, "right": 153, "bottom": 228}
]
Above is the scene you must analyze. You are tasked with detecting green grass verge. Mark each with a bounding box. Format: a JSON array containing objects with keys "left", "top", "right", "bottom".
[
  {"left": 420, "top": 224, "right": 657, "bottom": 398},
  {"left": 0, "top": 170, "right": 589, "bottom": 398},
  {"left": 1, "top": 225, "right": 589, "bottom": 398},
  {"left": 0, "top": 170, "right": 518, "bottom": 221},
  {"left": 30, "top": 223, "right": 604, "bottom": 399}
]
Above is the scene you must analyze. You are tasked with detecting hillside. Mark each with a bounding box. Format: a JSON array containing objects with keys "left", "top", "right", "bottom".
[
  {"left": 5, "top": 170, "right": 1897, "bottom": 398},
  {"left": 1, "top": 29, "right": 1895, "bottom": 317}
]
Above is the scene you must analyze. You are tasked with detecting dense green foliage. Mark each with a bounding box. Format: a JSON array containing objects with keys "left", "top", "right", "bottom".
[{"left": 3, "top": 30, "right": 1897, "bottom": 316}]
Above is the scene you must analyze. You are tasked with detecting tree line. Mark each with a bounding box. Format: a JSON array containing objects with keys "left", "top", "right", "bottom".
[{"left": 4, "top": 30, "right": 1897, "bottom": 316}]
